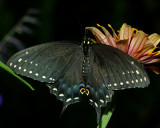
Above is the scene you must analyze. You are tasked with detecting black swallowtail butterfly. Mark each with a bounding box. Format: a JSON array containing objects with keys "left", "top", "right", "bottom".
[{"left": 7, "top": 38, "right": 150, "bottom": 123}]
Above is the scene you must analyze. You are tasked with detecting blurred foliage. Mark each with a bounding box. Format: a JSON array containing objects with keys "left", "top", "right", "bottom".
[{"left": 0, "top": 0, "right": 160, "bottom": 128}]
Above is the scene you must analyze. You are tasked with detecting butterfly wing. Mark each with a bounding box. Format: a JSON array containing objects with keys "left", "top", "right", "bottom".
[
  {"left": 87, "top": 43, "right": 150, "bottom": 123},
  {"left": 7, "top": 41, "right": 84, "bottom": 113},
  {"left": 46, "top": 50, "right": 84, "bottom": 112},
  {"left": 7, "top": 41, "right": 82, "bottom": 83}
]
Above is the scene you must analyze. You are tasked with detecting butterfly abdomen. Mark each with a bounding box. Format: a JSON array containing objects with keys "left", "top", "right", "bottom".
[{"left": 82, "top": 55, "right": 90, "bottom": 80}]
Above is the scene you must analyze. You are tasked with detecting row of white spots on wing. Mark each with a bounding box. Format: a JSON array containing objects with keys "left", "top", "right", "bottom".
[
  {"left": 35, "top": 73, "right": 39, "bottom": 76},
  {"left": 122, "top": 70, "right": 140, "bottom": 75},
  {"left": 114, "top": 83, "right": 117, "bottom": 86},
  {"left": 18, "top": 58, "right": 22, "bottom": 62},
  {"left": 58, "top": 92, "right": 80, "bottom": 101},
  {"left": 53, "top": 88, "right": 57, "bottom": 91},
  {"left": 12, "top": 59, "right": 55, "bottom": 82},
  {"left": 106, "top": 95, "right": 109, "bottom": 98},
  {"left": 120, "top": 82, "right": 123, "bottom": 85},
  {"left": 74, "top": 97, "right": 79, "bottom": 100},
  {"left": 108, "top": 84, "right": 111, "bottom": 87},
  {"left": 26, "top": 51, "right": 29, "bottom": 55},
  {"left": 94, "top": 102, "right": 98, "bottom": 107},
  {"left": 89, "top": 95, "right": 110, "bottom": 107},
  {"left": 29, "top": 71, "right": 32, "bottom": 74},
  {"left": 42, "top": 75, "right": 46, "bottom": 79},
  {"left": 108, "top": 76, "right": 147, "bottom": 88},
  {"left": 49, "top": 78, "right": 55, "bottom": 81},
  {"left": 59, "top": 94, "right": 64, "bottom": 97},
  {"left": 126, "top": 81, "right": 129, "bottom": 84},
  {"left": 131, "top": 61, "right": 134, "bottom": 65},
  {"left": 89, "top": 99, "right": 93, "bottom": 102},
  {"left": 100, "top": 99, "right": 104, "bottom": 103},
  {"left": 66, "top": 98, "right": 72, "bottom": 102},
  {"left": 136, "top": 70, "right": 140, "bottom": 74},
  {"left": 10, "top": 62, "right": 52, "bottom": 82}
]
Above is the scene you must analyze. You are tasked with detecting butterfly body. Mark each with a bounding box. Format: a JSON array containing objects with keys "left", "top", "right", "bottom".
[{"left": 7, "top": 39, "right": 150, "bottom": 123}]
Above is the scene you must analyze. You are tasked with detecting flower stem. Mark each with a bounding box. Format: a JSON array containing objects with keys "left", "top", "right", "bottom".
[{"left": 97, "top": 103, "right": 115, "bottom": 128}]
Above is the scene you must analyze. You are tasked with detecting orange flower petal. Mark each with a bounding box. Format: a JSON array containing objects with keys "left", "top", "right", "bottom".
[
  {"left": 97, "top": 24, "right": 116, "bottom": 47},
  {"left": 144, "top": 58, "right": 160, "bottom": 64},
  {"left": 119, "top": 23, "right": 133, "bottom": 41},
  {"left": 148, "top": 33, "right": 160, "bottom": 46},
  {"left": 128, "top": 31, "right": 148, "bottom": 57},
  {"left": 86, "top": 26, "right": 116, "bottom": 47},
  {"left": 86, "top": 27, "right": 106, "bottom": 44},
  {"left": 107, "top": 24, "right": 119, "bottom": 41},
  {"left": 134, "top": 43, "right": 154, "bottom": 59},
  {"left": 139, "top": 55, "right": 153, "bottom": 62}
]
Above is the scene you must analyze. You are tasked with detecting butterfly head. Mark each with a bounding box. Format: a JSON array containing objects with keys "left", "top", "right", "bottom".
[{"left": 83, "top": 37, "right": 92, "bottom": 45}]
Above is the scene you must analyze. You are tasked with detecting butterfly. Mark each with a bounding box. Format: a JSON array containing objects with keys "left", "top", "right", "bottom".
[{"left": 7, "top": 37, "right": 150, "bottom": 123}]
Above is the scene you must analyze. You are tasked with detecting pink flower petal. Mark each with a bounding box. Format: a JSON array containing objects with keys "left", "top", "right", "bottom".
[
  {"left": 86, "top": 26, "right": 116, "bottom": 47},
  {"left": 119, "top": 23, "right": 133, "bottom": 41},
  {"left": 86, "top": 27, "right": 106, "bottom": 43},
  {"left": 128, "top": 31, "right": 148, "bottom": 57},
  {"left": 139, "top": 55, "right": 152, "bottom": 61},
  {"left": 134, "top": 43, "right": 154, "bottom": 60},
  {"left": 117, "top": 23, "right": 134, "bottom": 53},
  {"left": 97, "top": 24, "right": 116, "bottom": 47},
  {"left": 107, "top": 24, "right": 119, "bottom": 41},
  {"left": 143, "top": 58, "right": 160, "bottom": 64},
  {"left": 148, "top": 33, "right": 160, "bottom": 46}
]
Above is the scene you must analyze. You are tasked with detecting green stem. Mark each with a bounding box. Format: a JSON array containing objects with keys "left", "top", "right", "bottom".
[
  {"left": 97, "top": 104, "right": 115, "bottom": 128},
  {"left": 0, "top": 61, "right": 34, "bottom": 90}
]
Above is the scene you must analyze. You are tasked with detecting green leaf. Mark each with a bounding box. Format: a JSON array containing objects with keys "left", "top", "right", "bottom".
[
  {"left": 97, "top": 104, "right": 115, "bottom": 128},
  {"left": 0, "top": 61, "right": 34, "bottom": 90}
]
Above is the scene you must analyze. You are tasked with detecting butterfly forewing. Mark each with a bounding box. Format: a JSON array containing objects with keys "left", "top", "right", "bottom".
[
  {"left": 90, "top": 43, "right": 150, "bottom": 91},
  {"left": 7, "top": 41, "right": 82, "bottom": 83}
]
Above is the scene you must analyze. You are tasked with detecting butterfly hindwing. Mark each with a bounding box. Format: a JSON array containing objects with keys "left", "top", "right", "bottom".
[
  {"left": 7, "top": 41, "right": 81, "bottom": 83},
  {"left": 87, "top": 48, "right": 114, "bottom": 123},
  {"left": 46, "top": 48, "right": 84, "bottom": 112}
]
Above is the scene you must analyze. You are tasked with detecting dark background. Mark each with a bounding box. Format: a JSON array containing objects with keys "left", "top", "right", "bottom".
[{"left": 0, "top": 0, "right": 160, "bottom": 128}]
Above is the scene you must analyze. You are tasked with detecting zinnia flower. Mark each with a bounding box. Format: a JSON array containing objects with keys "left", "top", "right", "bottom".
[{"left": 86, "top": 23, "right": 160, "bottom": 74}]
